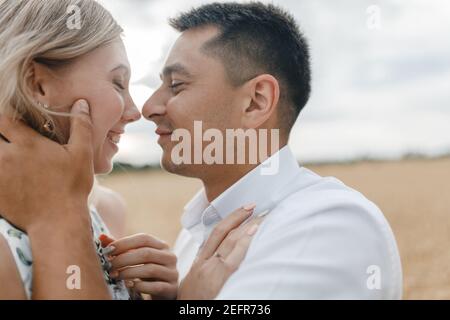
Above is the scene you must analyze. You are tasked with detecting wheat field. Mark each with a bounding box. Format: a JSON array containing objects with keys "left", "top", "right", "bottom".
[{"left": 99, "top": 157, "right": 450, "bottom": 300}]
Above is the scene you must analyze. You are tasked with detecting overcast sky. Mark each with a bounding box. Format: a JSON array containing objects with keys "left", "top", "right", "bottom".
[{"left": 98, "top": 0, "right": 450, "bottom": 166}]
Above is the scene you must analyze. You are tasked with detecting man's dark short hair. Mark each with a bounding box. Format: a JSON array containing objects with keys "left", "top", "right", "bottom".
[{"left": 169, "top": 2, "right": 311, "bottom": 133}]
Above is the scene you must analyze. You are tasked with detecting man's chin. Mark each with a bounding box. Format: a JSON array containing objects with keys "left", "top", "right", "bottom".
[
  {"left": 159, "top": 158, "right": 173, "bottom": 173},
  {"left": 159, "top": 154, "right": 179, "bottom": 174},
  {"left": 159, "top": 154, "right": 193, "bottom": 178}
]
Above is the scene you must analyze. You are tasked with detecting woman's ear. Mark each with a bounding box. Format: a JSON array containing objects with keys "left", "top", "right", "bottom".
[
  {"left": 241, "top": 74, "right": 280, "bottom": 129},
  {"left": 27, "top": 61, "right": 53, "bottom": 104}
]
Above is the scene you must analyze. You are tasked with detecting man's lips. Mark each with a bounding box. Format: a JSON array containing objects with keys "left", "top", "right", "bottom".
[{"left": 155, "top": 127, "right": 173, "bottom": 136}]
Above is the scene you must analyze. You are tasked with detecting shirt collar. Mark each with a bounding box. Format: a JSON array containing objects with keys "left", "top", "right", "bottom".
[
  {"left": 181, "top": 188, "right": 210, "bottom": 229},
  {"left": 181, "top": 145, "right": 301, "bottom": 230}
]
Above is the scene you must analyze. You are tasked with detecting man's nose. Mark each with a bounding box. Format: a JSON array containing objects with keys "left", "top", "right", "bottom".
[{"left": 142, "top": 90, "right": 167, "bottom": 122}]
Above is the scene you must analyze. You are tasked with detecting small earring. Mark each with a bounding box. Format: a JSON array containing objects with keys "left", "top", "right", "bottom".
[
  {"left": 37, "top": 101, "right": 54, "bottom": 133},
  {"left": 43, "top": 119, "right": 54, "bottom": 133},
  {"left": 37, "top": 101, "right": 49, "bottom": 110}
]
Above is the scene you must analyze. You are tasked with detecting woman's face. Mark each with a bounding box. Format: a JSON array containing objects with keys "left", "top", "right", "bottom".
[{"left": 35, "top": 39, "right": 141, "bottom": 174}]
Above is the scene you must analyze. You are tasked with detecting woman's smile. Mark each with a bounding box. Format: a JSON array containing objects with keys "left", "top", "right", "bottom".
[{"left": 107, "top": 130, "right": 123, "bottom": 145}]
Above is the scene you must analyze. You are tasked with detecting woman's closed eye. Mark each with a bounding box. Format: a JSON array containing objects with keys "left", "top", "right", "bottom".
[{"left": 114, "top": 80, "right": 126, "bottom": 92}]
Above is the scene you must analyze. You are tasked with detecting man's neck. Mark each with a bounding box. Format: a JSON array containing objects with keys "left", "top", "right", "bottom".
[
  {"left": 202, "top": 143, "right": 288, "bottom": 202},
  {"left": 203, "top": 163, "right": 258, "bottom": 202}
]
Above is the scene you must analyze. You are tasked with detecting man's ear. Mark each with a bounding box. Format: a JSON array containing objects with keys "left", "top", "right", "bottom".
[
  {"left": 241, "top": 74, "right": 280, "bottom": 129},
  {"left": 26, "top": 61, "right": 53, "bottom": 104}
]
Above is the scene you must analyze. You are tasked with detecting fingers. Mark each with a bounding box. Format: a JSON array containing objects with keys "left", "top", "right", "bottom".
[
  {"left": 67, "top": 99, "right": 94, "bottom": 154},
  {"left": 110, "top": 246, "right": 176, "bottom": 270},
  {"left": 178, "top": 226, "right": 258, "bottom": 301},
  {"left": 132, "top": 281, "right": 177, "bottom": 299},
  {"left": 105, "top": 233, "right": 179, "bottom": 301},
  {"left": 223, "top": 221, "right": 260, "bottom": 275},
  {"left": 0, "top": 115, "right": 39, "bottom": 144},
  {"left": 112, "top": 263, "right": 178, "bottom": 283},
  {"left": 221, "top": 236, "right": 253, "bottom": 277},
  {"left": 197, "top": 204, "right": 255, "bottom": 261},
  {"left": 108, "top": 233, "right": 169, "bottom": 256},
  {"left": 99, "top": 234, "right": 115, "bottom": 248},
  {"left": 215, "top": 215, "right": 264, "bottom": 259}
]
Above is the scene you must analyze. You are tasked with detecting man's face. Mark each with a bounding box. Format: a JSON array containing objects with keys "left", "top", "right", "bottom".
[{"left": 142, "top": 26, "right": 243, "bottom": 176}]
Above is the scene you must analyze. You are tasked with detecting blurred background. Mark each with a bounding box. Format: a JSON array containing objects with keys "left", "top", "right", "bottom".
[{"left": 96, "top": 0, "right": 450, "bottom": 299}]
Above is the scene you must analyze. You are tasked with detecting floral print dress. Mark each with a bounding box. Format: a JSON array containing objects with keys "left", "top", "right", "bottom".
[{"left": 0, "top": 206, "right": 130, "bottom": 300}]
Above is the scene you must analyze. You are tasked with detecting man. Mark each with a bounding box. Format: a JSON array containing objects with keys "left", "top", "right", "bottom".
[
  {"left": 142, "top": 2, "right": 402, "bottom": 299},
  {"left": 0, "top": 2, "right": 402, "bottom": 299}
]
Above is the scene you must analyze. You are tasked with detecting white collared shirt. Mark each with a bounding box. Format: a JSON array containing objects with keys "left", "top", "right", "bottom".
[{"left": 173, "top": 146, "right": 403, "bottom": 299}]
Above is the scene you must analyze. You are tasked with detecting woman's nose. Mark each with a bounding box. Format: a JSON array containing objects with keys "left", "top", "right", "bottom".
[{"left": 123, "top": 98, "right": 142, "bottom": 123}]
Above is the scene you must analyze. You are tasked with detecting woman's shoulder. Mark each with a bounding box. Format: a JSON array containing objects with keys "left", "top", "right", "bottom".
[{"left": 92, "top": 186, "right": 127, "bottom": 238}]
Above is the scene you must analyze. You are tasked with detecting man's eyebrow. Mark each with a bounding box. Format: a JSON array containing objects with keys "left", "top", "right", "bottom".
[
  {"left": 111, "top": 64, "right": 130, "bottom": 76},
  {"left": 160, "top": 63, "right": 193, "bottom": 79}
]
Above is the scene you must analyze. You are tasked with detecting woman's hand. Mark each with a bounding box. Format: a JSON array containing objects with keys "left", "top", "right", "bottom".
[
  {"left": 0, "top": 100, "right": 94, "bottom": 231},
  {"left": 177, "top": 205, "right": 263, "bottom": 300},
  {"left": 101, "top": 233, "right": 178, "bottom": 300},
  {"left": 0, "top": 101, "right": 112, "bottom": 299}
]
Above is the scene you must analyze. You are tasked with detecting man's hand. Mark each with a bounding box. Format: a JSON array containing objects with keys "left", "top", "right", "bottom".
[
  {"left": 0, "top": 99, "right": 94, "bottom": 231},
  {"left": 100, "top": 233, "right": 178, "bottom": 300}
]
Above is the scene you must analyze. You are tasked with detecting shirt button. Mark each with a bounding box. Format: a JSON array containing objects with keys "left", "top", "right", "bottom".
[{"left": 202, "top": 209, "right": 220, "bottom": 226}]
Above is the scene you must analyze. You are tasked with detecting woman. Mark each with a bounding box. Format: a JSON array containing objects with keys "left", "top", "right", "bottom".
[
  {"left": 0, "top": 0, "right": 259, "bottom": 300},
  {"left": 90, "top": 178, "right": 128, "bottom": 239}
]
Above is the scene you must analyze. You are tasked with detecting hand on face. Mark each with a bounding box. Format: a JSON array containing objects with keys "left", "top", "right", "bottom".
[
  {"left": 100, "top": 233, "right": 178, "bottom": 300},
  {"left": 0, "top": 99, "right": 95, "bottom": 231},
  {"left": 32, "top": 39, "right": 140, "bottom": 174}
]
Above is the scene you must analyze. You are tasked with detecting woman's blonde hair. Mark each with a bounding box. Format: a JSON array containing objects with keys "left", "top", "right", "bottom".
[{"left": 0, "top": 0, "right": 123, "bottom": 143}]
